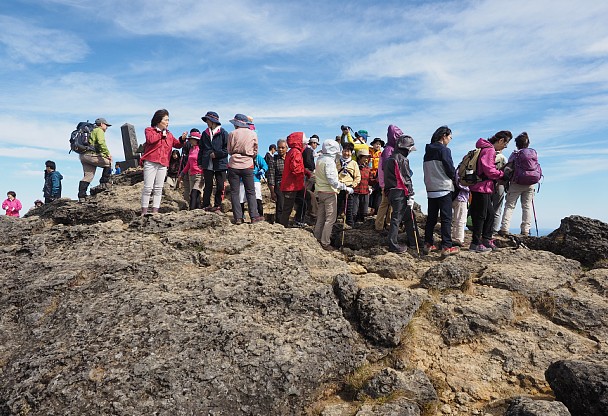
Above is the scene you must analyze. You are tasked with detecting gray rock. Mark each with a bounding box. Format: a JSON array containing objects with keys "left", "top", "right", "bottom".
[
  {"left": 506, "top": 396, "right": 571, "bottom": 416},
  {"left": 355, "top": 398, "right": 421, "bottom": 415},
  {"left": 545, "top": 359, "right": 608, "bottom": 416},
  {"left": 420, "top": 259, "right": 469, "bottom": 290},
  {"left": 333, "top": 273, "right": 360, "bottom": 320},
  {"left": 356, "top": 286, "right": 424, "bottom": 346},
  {"left": 357, "top": 367, "right": 438, "bottom": 409},
  {"left": 523, "top": 215, "right": 608, "bottom": 268}
]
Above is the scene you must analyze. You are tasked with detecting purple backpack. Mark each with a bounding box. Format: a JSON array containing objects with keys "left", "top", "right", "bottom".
[{"left": 512, "top": 148, "right": 542, "bottom": 185}]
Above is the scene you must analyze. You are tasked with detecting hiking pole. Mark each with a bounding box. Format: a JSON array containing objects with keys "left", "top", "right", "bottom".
[
  {"left": 532, "top": 198, "right": 539, "bottom": 237},
  {"left": 410, "top": 202, "right": 420, "bottom": 258}
]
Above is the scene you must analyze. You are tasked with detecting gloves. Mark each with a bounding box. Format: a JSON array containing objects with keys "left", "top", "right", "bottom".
[
  {"left": 407, "top": 197, "right": 414, "bottom": 207},
  {"left": 346, "top": 187, "right": 354, "bottom": 195}
]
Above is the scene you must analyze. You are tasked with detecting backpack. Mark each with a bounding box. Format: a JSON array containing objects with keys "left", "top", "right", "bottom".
[
  {"left": 457, "top": 148, "right": 484, "bottom": 186},
  {"left": 512, "top": 148, "right": 542, "bottom": 185},
  {"left": 69, "top": 121, "right": 97, "bottom": 154}
]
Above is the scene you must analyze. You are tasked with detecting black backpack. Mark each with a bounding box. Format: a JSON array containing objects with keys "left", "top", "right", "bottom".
[{"left": 69, "top": 121, "right": 97, "bottom": 154}]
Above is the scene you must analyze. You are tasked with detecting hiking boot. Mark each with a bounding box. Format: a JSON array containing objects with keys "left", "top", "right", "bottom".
[
  {"left": 452, "top": 240, "right": 463, "bottom": 247},
  {"left": 469, "top": 243, "right": 492, "bottom": 253},
  {"left": 422, "top": 243, "right": 437, "bottom": 255},
  {"left": 497, "top": 230, "right": 509, "bottom": 237},
  {"left": 389, "top": 245, "right": 407, "bottom": 254},
  {"left": 233, "top": 218, "right": 244, "bottom": 225},
  {"left": 441, "top": 246, "right": 460, "bottom": 257},
  {"left": 321, "top": 244, "right": 336, "bottom": 252},
  {"left": 482, "top": 238, "right": 499, "bottom": 251},
  {"left": 251, "top": 216, "right": 265, "bottom": 224}
]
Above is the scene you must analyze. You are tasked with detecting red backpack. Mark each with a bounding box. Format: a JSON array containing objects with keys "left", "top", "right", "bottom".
[{"left": 512, "top": 148, "right": 542, "bottom": 185}]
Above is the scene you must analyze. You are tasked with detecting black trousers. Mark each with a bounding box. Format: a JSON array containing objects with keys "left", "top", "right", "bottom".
[
  {"left": 203, "top": 170, "right": 226, "bottom": 208},
  {"left": 425, "top": 193, "right": 453, "bottom": 248},
  {"left": 470, "top": 191, "right": 494, "bottom": 245}
]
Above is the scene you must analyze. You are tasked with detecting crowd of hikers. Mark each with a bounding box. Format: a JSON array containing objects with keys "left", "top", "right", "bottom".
[{"left": 4, "top": 109, "right": 543, "bottom": 256}]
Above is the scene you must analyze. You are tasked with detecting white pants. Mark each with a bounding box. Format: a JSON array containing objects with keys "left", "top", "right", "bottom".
[
  {"left": 239, "top": 181, "right": 262, "bottom": 203},
  {"left": 500, "top": 183, "right": 535, "bottom": 235},
  {"left": 451, "top": 200, "right": 468, "bottom": 243},
  {"left": 141, "top": 161, "right": 167, "bottom": 208}
]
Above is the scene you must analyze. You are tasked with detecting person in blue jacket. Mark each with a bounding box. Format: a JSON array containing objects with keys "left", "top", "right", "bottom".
[{"left": 43, "top": 160, "right": 63, "bottom": 203}]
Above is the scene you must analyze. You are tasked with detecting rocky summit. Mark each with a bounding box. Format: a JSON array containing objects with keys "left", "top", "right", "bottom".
[{"left": 1, "top": 175, "right": 607, "bottom": 416}]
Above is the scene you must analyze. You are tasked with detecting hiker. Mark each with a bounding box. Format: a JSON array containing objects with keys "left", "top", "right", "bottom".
[
  {"left": 267, "top": 139, "right": 287, "bottom": 223},
  {"left": 198, "top": 111, "right": 229, "bottom": 212},
  {"left": 314, "top": 139, "right": 353, "bottom": 251},
  {"left": 368, "top": 137, "right": 384, "bottom": 215},
  {"left": 114, "top": 163, "right": 122, "bottom": 175},
  {"left": 227, "top": 113, "right": 263, "bottom": 224},
  {"left": 34, "top": 200, "right": 44, "bottom": 208},
  {"left": 43, "top": 160, "right": 63, "bottom": 203},
  {"left": 181, "top": 131, "right": 203, "bottom": 210},
  {"left": 279, "top": 132, "right": 306, "bottom": 227},
  {"left": 352, "top": 130, "right": 370, "bottom": 160},
  {"left": 451, "top": 175, "right": 469, "bottom": 247},
  {"left": 375, "top": 125, "right": 401, "bottom": 231},
  {"left": 422, "top": 126, "right": 459, "bottom": 256},
  {"left": 337, "top": 142, "right": 361, "bottom": 228},
  {"left": 2, "top": 191, "right": 22, "bottom": 217},
  {"left": 264, "top": 144, "right": 276, "bottom": 167},
  {"left": 178, "top": 128, "right": 200, "bottom": 202},
  {"left": 240, "top": 152, "right": 267, "bottom": 219},
  {"left": 383, "top": 135, "right": 417, "bottom": 253},
  {"left": 166, "top": 150, "right": 181, "bottom": 188},
  {"left": 499, "top": 132, "right": 540, "bottom": 236},
  {"left": 339, "top": 125, "right": 356, "bottom": 147},
  {"left": 295, "top": 135, "right": 319, "bottom": 226},
  {"left": 78, "top": 117, "right": 113, "bottom": 202},
  {"left": 140, "top": 109, "right": 184, "bottom": 215},
  {"left": 492, "top": 149, "right": 509, "bottom": 234},
  {"left": 469, "top": 131, "right": 511, "bottom": 252},
  {"left": 353, "top": 147, "right": 371, "bottom": 224}
]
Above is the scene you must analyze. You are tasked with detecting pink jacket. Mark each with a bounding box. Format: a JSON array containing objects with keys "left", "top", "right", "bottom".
[
  {"left": 2, "top": 198, "right": 22, "bottom": 217},
  {"left": 181, "top": 145, "right": 202, "bottom": 175},
  {"left": 469, "top": 138, "right": 504, "bottom": 194},
  {"left": 141, "top": 127, "right": 183, "bottom": 167},
  {"left": 228, "top": 128, "right": 258, "bottom": 170}
]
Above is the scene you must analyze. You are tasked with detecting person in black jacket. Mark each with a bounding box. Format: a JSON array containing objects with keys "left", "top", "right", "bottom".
[
  {"left": 198, "top": 111, "right": 229, "bottom": 211},
  {"left": 383, "top": 134, "right": 417, "bottom": 254}
]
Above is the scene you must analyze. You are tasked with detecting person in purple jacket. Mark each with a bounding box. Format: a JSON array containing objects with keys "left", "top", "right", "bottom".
[
  {"left": 468, "top": 131, "right": 512, "bottom": 253},
  {"left": 374, "top": 124, "right": 401, "bottom": 231}
]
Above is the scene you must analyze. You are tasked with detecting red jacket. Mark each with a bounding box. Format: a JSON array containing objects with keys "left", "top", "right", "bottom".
[
  {"left": 280, "top": 132, "right": 305, "bottom": 192},
  {"left": 141, "top": 127, "right": 183, "bottom": 167},
  {"left": 354, "top": 165, "right": 370, "bottom": 194}
]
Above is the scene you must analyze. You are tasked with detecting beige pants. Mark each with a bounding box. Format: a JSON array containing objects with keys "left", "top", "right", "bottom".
[
  {"left": 500, "top": 183, "right": 535, "bottom": 235},
  {"left": 314, "top": 192, "right": 337, "bottom": 246},
  {"left": 305, "top": 176, "right": 318, "bottom": 217},
  {"left": 80, "top": 153, "right": 111, "bottom": 183},
  {"left": 451, "top": 200, "right": 468, "bottom": 243},
  {"left": 188, "top": 173, "right": 204, "bottom": 193},
  {"left": 374, "top": 191, "right": 392, "bottom": 231}
]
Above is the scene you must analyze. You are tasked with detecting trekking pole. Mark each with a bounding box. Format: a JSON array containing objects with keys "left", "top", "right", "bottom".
[
  {"left": 410, "top": 203, "right": 421, "bottom": 258},
  {"left": 532, "top": 198, "right": 539, "bottom": 237}
]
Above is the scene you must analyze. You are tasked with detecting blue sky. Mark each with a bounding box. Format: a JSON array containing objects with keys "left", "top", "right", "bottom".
[{"left": 1, "top": 0, "right": 607, "bottom": 229}]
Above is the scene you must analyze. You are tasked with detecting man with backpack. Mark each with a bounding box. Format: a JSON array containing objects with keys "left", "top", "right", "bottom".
[
  {"left": 78, "top": 117, "right": 113, "bottom": 202},
  {"left": 499, "top": 132, "right": 541, "bottom": 236}
]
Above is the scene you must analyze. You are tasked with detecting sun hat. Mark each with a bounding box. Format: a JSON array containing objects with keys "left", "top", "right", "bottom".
[
  {"left": 187, "top": 131, "right": 202, "bottom": 140},
  {"left": 230, "top": 114, "right": 251, "bottom": 128},
  {"left": 201, "top": 111, "right": 221, "bottom": 125},
  {"left": 357, "top": 147, "right": 370, "bottom": 157},
  {"left": 309, "top": 135, "right": 320, "bottom": 144},
  {"left": 370, "top": 137, "right": 385, "bottom": 147}
]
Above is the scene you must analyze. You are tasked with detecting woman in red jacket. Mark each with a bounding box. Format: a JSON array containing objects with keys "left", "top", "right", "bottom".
[{"left": 140, "top": 109, "right": 183, "bottom": 215}]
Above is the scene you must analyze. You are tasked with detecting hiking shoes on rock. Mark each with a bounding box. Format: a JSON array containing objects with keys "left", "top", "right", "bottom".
[
  {"left": 469, "top": 243, "right": 492, "bottom": 253},
  {"left": 233, "top": 218, "right": 244, "bottom": 225},
  {"left": 389, "top": 245, "right": 407, "bottom": 254},
  {"left": 251, "top": 216, "right": 265, "bottom": 224},
  {"left": 441, "top": 246, "right": 460, "bottom": 257},
  {"left": 422, "top": 243, "right": 437, "bottom": 255},
  {"left": 497, "top": 230, "right": 509, "bottom": 237},
  {"left": 482, "top": 238, "right": 499, "bottom": 251}
]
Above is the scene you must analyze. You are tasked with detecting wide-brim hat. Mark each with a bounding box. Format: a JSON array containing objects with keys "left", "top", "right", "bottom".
[
  {"left": 370, "top": 137, "right": 385, "bottom": 147},
  {"left": 230, "top": 113, "right": 251, "bottom": 128},
  {"left": 187, "top": 131, "right": 202, "bottom": 140},
  {"left": 201, "top": 111, "right": 221, "bottom": 125},
  {"left": 357, "top": 147, "right": 370, "bottom": 157}
]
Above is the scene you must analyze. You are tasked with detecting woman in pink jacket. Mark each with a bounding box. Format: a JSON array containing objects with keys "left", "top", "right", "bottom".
[
  {"left": 181, "top": 131, "right": 203, "bottom": 210},
  {"left": 2, "top": 191, "right": 22, "bottom": 217},
  {"left": 140, "top": 109, "right": 183, "bottom": 215},
  {"left": 469, "top": 131, "right": 511, "bottom": 253}
]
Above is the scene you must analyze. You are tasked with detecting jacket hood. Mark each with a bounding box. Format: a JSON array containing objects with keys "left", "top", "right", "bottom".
[
  {"left": 287, "top": 132, "right": 304, "bottom": 151},
  {"left": 387, "top": 125, "right": 403, "bottom": 148},
  {"left": 321, "top": 139, "right": 341, "bottom": 156},
  {"left": 476, "top": 138, "right": 493, "bottom": 149}
]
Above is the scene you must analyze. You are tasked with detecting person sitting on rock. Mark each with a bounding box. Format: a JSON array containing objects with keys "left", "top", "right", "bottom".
[
  {"left": 383, "top": 134, "right": 417, "bottom": 254},
  {"left": 337, "top": 142, "right": 361, "bottom": 229},
  {"left": 314, "top": 139, "right": 353, "bottom": 251}
]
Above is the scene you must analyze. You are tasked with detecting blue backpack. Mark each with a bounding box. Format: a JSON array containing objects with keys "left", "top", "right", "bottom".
[{"left": 69, "top": 121, "right": 97, "bottom": 154}]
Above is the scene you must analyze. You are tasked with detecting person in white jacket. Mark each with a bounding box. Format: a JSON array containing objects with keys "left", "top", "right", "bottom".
[{"left": 314, "top": 140, "right": 353, "bottom": 251}]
